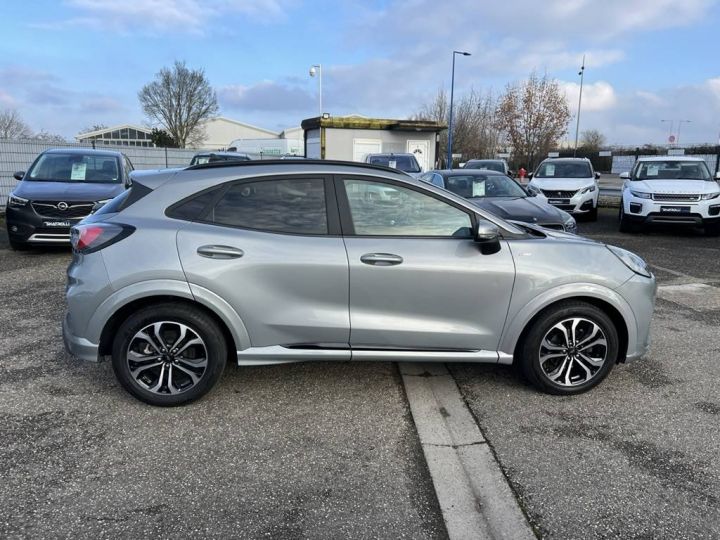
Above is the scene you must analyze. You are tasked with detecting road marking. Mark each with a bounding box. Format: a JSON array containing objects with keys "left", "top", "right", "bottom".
[
  {"left": 657, "top": 283, "right": 720, "bottom": 310},
  {"left": 400, "top": 363, "right": 535, "bottom": 540}
]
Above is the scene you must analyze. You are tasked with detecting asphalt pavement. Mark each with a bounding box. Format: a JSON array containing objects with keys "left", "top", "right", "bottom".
[
  {"left": 451, "top": 208, "right": 720, "bottom": 539},
  {"left": 0, "top": 219, "right": 447, "bottom": 540}
]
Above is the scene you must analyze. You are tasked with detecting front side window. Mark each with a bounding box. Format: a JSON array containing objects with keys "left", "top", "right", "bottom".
[
  {"left": 26, "top": 153, "right": 121, "bottom": 183},
  {"left": 343, "top": 179, "right": 472, "bottom": 237},
  {"left": 535, "top": 161, "right": 592, "bottom": 178},
  {"left": 209, "top": 178, "right": 328, "bottom": 235},
  {"left": 632, "top": 160, "right": 711, "bottom": 180}
]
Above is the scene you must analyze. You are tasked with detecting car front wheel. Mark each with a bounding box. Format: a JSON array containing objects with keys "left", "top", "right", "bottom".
[
  {"left": 619, "top": 201, "right": 639, "bottom": 233},
  {"left": 518, "top": 301, "right": 619, "bottom": 395},
  {"left": 111, "top": 303, "right": 227, "bottom": 406}
]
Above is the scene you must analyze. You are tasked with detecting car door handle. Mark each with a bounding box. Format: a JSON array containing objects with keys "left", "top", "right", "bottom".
[
  {"left": 360, "top": 253, "right": 403, "bottom": 266},
  {"left": 197, "top": 245, "right": 244, "bottom": 259}
]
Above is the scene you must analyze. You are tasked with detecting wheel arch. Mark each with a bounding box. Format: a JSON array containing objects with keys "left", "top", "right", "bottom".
[{"left": 500, "top": 285, "right": 635, "bottom": 364}]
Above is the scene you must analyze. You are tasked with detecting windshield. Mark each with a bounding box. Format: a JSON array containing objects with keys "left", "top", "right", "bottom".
[
  {"left": 464, "top": 160, "right": 505, "bottom": 173},
  {"left": 535, "top": 161, "right": 592, "bottom": 178},
  {"left": 443, "top": 174, "right": 527, "bottom": 198},
  {"left": 26, "top": 153, "right": 121, "bottom": 183},
  {"left": 633, "top": 160, "right": 711, "bottom": 180},
  {"left": 368, "top": 155, "right": 421, "bottom": 173}
]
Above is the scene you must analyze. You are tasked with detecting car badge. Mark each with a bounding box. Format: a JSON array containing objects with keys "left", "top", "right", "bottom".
[{"left": 57, "top": 202, "right": 69, "bottom": 211}]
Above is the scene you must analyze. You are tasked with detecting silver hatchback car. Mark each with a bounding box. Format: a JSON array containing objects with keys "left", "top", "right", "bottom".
[{"left": 63, "top": 160, "right": 656, "bottom": 406}]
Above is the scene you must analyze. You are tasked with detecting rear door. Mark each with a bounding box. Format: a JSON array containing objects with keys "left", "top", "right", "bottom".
[
  {"left": 175, "top": 175, "right": 350, "bottom": 350},
  {"left": 336, "top": 175, "right": 516, "bottom": 352}
]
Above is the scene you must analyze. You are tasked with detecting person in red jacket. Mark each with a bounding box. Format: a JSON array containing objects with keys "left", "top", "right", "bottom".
[{"left": 518, "top": 166, "right": 527, "bottom": 183}]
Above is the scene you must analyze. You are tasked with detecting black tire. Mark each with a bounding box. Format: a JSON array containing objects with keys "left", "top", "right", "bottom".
[
  {"left": 111, "top": 302, "right": 227, "bottom": 406},
  {"left": 704, "top": 222, "right": 720, "bottom": 237},
  {"left": 618, "top": 201, "right": 639, "bottom": 233},
  {"left": 586, "top": 204, "right": 598, "bottom": 221},
  {"left": 517, "top": 301, "right": 619, "bottom": 395}
]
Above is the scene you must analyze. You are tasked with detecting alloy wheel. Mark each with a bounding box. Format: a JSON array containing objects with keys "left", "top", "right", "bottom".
[
  {"left": 126, "top": 321, "right": 208, "bottom": 395},
  {"left": 538, "top": 317, "right": 608, "bottom": 387}
]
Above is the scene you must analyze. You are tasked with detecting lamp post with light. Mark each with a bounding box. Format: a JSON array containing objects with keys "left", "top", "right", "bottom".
[
  {"left": 309, "top": 64, "right": 322, "bottom": 117},
  {"left": 447, "top": 50, "right": 471, "bottom": 168}
]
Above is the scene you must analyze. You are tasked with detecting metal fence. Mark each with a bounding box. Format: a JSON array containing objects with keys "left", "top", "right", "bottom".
[
  {"left": 0, "top": 139, "right": 209, "bottom": 207},
  {"left": 611, "top": 153, "right": 719, "bottom": 174}
]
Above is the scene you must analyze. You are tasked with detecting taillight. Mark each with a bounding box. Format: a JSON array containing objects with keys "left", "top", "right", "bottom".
[{"left": 70, "top": 223, "right": 135, "bottom": 254}]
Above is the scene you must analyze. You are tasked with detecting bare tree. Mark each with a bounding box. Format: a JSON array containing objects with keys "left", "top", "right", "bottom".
[
  {"left": 414, "top": 87, "right": 501, "bottom": 167},
  {"left": 138, "top": 61, "right": 218, "bottom": 148},
  {"left": 30, "top": 130, "right": 67, "bottom": 143},
  {"left": 495, "top": 72, "right": 571, "bottom": 169},
  {"left": 0, "top": 109, "right": 32, "bottom": 139},
  {"left": 79, "top": 123, "right": 109, "bottom": 135},
  {"left": 580, "top": 129, "right": 606, "bottom": 152}
]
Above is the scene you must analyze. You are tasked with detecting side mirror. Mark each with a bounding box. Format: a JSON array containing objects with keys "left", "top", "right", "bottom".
[
  {"left": 715, "top": 172, "right": 720, "bottom": 180},
  {"left": 459, "top": 162, "right": 466, "bottom": 168},
  {"left": 619, "top": 172, "right": 630, "bottom": 180},
  {"left": 595, "top": 172, "right": 601, "bottom": 180},
  {"left": 474, "top": 219, "right": 501, "bottom": 255},
  {"left": 13, "top": 171, "right": 25, "bottom": 181},
  {"left": 527, "top": 172, "right": 533, "bottom": 179}
]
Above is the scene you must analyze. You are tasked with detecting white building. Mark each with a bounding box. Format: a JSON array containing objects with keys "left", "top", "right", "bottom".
[{"left": 76, "top": 124, "right": 154, "bottom": 147}]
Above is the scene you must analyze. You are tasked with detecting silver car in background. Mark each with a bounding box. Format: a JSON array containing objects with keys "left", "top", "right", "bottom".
[{"left": 63, "top": 160, "right": 656, "bottom": 406}]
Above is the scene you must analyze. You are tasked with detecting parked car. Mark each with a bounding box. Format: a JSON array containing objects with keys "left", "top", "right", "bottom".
[
  {"left": 364, "top": 153, "right": 422, "bottom": 177},
  {"left": 463, "top": 159, "right": 513, "bottom": 176},
  {"left": 5, "top": 148, "right": 133, "bottom": 250},
  {"left": 189, "top": 151, "right": 251, "bottom": 166},
  {"left": 619, "top": 156, "right": 720, "bottom": 235},
  {"left": 419, "top": 169, "right": 577, "bottom": 233},
  {"left": 63, "top": 159, "right": 655, "bottom": 406},
  {"left": 527, "top": 158, "right": 600, "bottom": 220}
]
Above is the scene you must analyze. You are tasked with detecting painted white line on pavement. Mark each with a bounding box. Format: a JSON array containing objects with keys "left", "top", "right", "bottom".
[
  {"left": 658, "top": 282, "right": 720, "bottom": 310},
  {"left": 400, "top": 363, "right": 535, "bottom": 540}
]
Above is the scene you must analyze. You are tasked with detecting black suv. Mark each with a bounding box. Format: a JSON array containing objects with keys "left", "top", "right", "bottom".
[{"left": 5, "top": 148, "right": 134, "bottom": 249}]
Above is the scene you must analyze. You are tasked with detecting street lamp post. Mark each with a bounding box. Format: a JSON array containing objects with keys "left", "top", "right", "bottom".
[
  {"left": 447, "top": 50, "right": 471, "bottom": 168},
  {"left": 573, "top": 55, "right": 586, "bottom": 157},
  {"left": 309, "top": 64, "right": 322, "bottom": 116},
  {"left": 661, "top": 119, "right": 675, "bottom": 144},
  {"left": 677, "top": 120, "right": 691, "bottom": 145}
]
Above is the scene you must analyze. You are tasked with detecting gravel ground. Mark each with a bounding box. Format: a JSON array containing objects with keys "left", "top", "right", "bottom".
[
  {"left": 451, "top": 208, "right": 720, "bottom": 539},
  {"left": 0, "top": 225, "right": 446, "bottom": 539}
]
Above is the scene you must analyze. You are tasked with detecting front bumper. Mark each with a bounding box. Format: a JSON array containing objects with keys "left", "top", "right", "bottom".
[
  {"left": 63, "top": 314, "right": 100, "bottom": 362},
  {"left": 623, "top": 195, "right": 720, "bottom": 225},
  {"left": 543, "top": 191, "right": 598, "bottom": 214},
  {"left": 616, "top": 273, "right": 657, "bottom": 362},
  {"left": 5, "top": 205, "right": 83, "bottom": 245}
]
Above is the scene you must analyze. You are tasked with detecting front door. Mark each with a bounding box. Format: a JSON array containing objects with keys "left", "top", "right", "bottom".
[
  {"left": 407, "top": 140, "right": 429, "bottom": 172},
  {"left": 337, "top": 176, "right": 516, "bottom": 352},
  {"left": 176, "top": 175, "right": 350, "bottom": 350}
]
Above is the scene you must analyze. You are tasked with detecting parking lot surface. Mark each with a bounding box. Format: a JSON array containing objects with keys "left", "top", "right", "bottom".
[
  {"left": 0, "top": 219, "right": 446, "bottom": 539},
  {"left": 2, "top": 208, "right": 719, "bottom": 539},
  {"left": 452, "top": 208, "right": 720, "bottom": 538}
]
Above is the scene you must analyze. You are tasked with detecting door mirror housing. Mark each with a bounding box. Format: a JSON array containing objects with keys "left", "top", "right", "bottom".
[
  {"left": 595, "top": 172, "right": 601, "bottom": 180},
  {"left": 527, "top": 172, "right": 533, "bottom": 179},
  {"left": 474, "top": 219, "right": 501, "bottom": 255},
  {"left": 619, "top": 172, "right": 630, "bottom": 180},
  {"left": 13, "top": 171, "right": 25, "bottom": 181},
  {"left": 715, "top": 171, "right": 720, "bottom": 181}
]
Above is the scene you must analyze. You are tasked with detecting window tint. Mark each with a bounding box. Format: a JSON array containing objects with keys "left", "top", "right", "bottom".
[
  {"left": 465, "top": 160, "right": 505, "bottom": 173},
  {"left": 27, "top": 153, "right": 121, "bottom": 183},
  {"left": 209, "top": 178, "right": 328, "bottom": 234},
  {"left": 633, "top": 160, "right": 711, "bottom": 180},
  {"left": 343, "top": 179, "right": 472, "bottom": 237},
  {"left": 169, "top": 188, "right": 222, "bottom": 221},
  {"left": 535, "top": 161, "right": 592, "bottom": 178}
]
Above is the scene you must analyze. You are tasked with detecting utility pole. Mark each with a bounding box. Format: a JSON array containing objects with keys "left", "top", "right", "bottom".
[
  {"left": 573, "top": 55, "right": 585, "bottom": 157},
  {"left": 447, "top": 50, "right": 471, "bottom": 168}
]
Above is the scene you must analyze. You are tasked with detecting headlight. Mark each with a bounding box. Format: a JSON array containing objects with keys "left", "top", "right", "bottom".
[
  {"left": 581, "top": 185, "right": 596, "bottom": 194},
  {"left": 607, "top": 245, "right": 651, "bottom": 278},
  {"left": 563, "top": 215, "right": 577, "bottom": 234},
  {"left": 701, "top": 192, "right": 720, "bottom": 200},
  {"left": 629, "top": 190, "right": 652, "bottom": 199},
  {"left": 8, "top": 194, "right": 29, "bottom": 208}
]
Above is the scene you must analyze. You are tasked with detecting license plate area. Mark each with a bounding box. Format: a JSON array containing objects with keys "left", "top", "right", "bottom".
[
  {"left": 43, "top": 221, "right": 72, "bottom": 227},
  {"left": 548, "top": 199, "right": 570, "bottom": 205},
  {"left": 660, "top": 206, "right": 690, "bottom": 214}
]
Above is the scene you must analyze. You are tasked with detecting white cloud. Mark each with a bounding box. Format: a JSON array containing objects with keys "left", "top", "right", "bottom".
[{"left": 561, "top": 81, "right": 618, "bottom": 112}]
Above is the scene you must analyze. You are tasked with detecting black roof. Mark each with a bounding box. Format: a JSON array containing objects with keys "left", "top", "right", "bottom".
[{"left": 185, "top": 158, "right": 406, "bottom": 176}]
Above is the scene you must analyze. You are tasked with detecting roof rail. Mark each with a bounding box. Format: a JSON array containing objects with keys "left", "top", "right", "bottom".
[{"left": 185, "top": 158, "right": 406, "bottom": 175}]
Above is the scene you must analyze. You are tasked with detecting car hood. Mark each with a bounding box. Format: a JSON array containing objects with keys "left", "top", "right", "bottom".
[
  {"left": 512, "top": 221, "right": 599, "bottom": 243},
  {"left": 13, "top": 180, "right": 126, "bottom": 202},
  {"left": 469, "top": 196, "right": 566, "bottom": 225},
  {"left": 629, "top": 179, "right": 719, "bottom": 194},
  {"left": 529, "top": 178, "right": 595, "bottom": 191}
]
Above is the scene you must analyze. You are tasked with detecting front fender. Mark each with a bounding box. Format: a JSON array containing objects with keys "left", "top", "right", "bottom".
[{"left": 498, "top": 282, "right": 638, "bottom": 360}]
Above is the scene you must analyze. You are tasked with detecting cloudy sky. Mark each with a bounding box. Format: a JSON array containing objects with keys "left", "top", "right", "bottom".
[{"left": 1, "top": 0, "right": 719, "bottom": 145}]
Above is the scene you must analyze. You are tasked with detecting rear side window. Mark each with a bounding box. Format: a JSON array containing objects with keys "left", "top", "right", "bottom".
[
  {"left": 209, "top": 178, "right": 328, "bottom": 235},
  {"left": 168, "top": 188, "right": 222, "bottom": 221}
]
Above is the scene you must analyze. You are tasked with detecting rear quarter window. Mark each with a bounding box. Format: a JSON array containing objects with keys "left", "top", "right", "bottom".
[{"left": 93, "top": 183, "right": 152, "bottom": 216}]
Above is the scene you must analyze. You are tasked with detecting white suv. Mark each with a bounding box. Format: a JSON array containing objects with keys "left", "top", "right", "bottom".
[
  {"left": 527, "top": 158, "right": 600, "bottom": 220},
  {"left": 619, "top": 157, "right": 720, "bottom": 235}
]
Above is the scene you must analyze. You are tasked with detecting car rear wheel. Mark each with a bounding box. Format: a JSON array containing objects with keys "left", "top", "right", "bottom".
[
  {"left": 111, "top": 303, "right": 227, "bottom": 406},
  {"left": 518, "top": 301, "right": 619, "bottom": 395}
]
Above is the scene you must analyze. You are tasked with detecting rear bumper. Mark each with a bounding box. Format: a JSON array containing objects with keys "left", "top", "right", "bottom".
[{"left": 63, "top": 314, "right": 101, "bottom": 362}]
